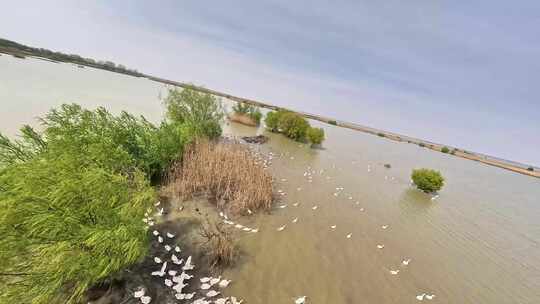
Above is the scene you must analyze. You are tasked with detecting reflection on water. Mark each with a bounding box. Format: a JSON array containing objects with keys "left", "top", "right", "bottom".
[{"left": 2, "top": 56, "right": 540, "bottom": 303}]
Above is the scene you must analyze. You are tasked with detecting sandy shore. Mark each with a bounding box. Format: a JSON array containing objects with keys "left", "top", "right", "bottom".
[{"left": 228, "top": 113, "right": 258, "bottom": 126}]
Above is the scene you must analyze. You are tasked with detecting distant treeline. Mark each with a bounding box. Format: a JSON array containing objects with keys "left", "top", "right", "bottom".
[{"left": 0, "top": 38, "right": 142, "bottom": 77}]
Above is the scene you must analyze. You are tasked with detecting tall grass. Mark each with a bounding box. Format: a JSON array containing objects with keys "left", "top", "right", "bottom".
[
  {"left": 199, "top": 218, "right": 237, "bottom": 270},
  {"left": 167, "top": 140, "right": 273, "bottom": 215}
]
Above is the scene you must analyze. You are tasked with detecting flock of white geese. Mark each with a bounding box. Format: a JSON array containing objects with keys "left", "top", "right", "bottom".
[
  {"left": 237, "top": 143, "right": 437, "bottom": 303},
  {"left": 134, "top": 202, "right": 245, "bottom": 304},
  {"left": 134, "top": 138, "right": 438, "bottom": 303}
]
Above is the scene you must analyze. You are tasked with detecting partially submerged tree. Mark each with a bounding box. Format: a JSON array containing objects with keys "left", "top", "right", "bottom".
[
  {"left": 164, "top": 87, "right": 224, "bottom": 139},
  {"left": 278, "top": 111, "right": 310, "bottom": 141},
  {"left": 307, "top": 127, "right": 325, "bottom": 146},
  {"left": 264, "top": 110, "right": 326, "bottom": 146},
  {"left": 411, "top": 168, "right": 445, "bottom": 193},
  {"left": 264, "top": 110, "right": 284, "bottom": 132}
]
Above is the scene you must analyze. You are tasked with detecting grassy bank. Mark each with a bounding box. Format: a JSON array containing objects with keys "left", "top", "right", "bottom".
[{"left": 0, "top": 88, "right": 266, "bottom": 303}]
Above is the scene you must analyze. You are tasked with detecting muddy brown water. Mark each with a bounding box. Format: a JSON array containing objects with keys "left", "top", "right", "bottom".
[{"left": 2, "top": 56, "right": 540, "bottom": 303}]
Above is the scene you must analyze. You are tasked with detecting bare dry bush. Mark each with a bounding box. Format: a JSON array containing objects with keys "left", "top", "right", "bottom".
[
  {"left": 168, "top": 140, "right": 273, "bottom": 214},
  {"left": 199, "top": 218, "right": 237, "bottom": 269}
]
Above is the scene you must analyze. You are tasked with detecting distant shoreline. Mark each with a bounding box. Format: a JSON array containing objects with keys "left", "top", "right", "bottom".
[{"left": 1, "top": 47, "right": 538, "bottom": 179}]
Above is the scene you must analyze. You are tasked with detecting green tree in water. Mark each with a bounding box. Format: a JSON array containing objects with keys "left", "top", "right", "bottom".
[
  {"left": 164, "top": 87, "right": 224, "bottom": 139},
  {"left": 307, "top": 127, "right": 325, "bottom": 146},
  {"left": 411, "top": 168, "right": 445, "bottom": 193}
]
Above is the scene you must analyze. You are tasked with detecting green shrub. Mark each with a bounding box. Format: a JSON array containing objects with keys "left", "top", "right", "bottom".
[
  {"left": 527, "top": 167, "right": 534, "bottom": 172},
  {"left": 265, "top": 110, "right": 320, "bottom": 143},
  {"left": 0, "top": 125, "right": 46, "bottom": 166},
  {"left": 250, "top": 110, "right": 262, "bottom": 125},
  {"left": 419, "top": 143, "right": 425, "bottom": 147},
  {"left": 35, "top": 103, "right": 190, "bottom": 180},
  {"left": 277, "top": 111, "right": 310, "bottom": 141},
  {"left": 441, "top": 146, "right": 450, "bottom": 153},
  {"left": 411, "top": 168, "right": 445, "bottom": 193},
  {"left": 264, "top": 110, "right": 283, "bottom": 132},
  {"left": 378, "top": 132, "right": 386, "bottom": 137},
  {"left": 0, "top": 99, "right": 207, "bottom": 303},
  {"left": 232, "top": 102, "right": 251, "bottom": 114},
  {"left": 328, "top": 120, "right": 337, "bottom": 125},
  {"left": 0, "top": 141, "right": 155, "bottom": 304},
  {"left": 164, "top": 87, "right": 224, "bottom": 139},
  {"left": 384, "top": 163, "right": 391, "bottom": 169},
  {"left": 307, "top": 127, "right": 325, "bottom": 145}
]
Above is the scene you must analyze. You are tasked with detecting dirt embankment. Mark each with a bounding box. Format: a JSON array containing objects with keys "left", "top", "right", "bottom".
[{"left": 228, "top": 113, "right": 258, "bottom": 126}]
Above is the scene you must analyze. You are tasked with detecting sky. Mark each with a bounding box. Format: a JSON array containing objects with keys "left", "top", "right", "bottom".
[{"left": 0, "top": 1, "right": 539, "bottom": 166}]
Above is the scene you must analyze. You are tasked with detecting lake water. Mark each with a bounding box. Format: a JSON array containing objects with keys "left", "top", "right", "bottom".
[{"left": 2, "top": 55, "right": 540, "bottom": 304}]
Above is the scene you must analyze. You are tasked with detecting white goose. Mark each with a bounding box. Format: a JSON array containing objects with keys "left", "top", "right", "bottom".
[
  {"left": 182, "top": 256, "right": 194, "bottom": 270},
  {"left": 292, "top": 217, "right": 298, "bottom": 223},
  {"left": 402, "top": 259, "right": 411, "bottom": 266},
  {"left": 200, "top": 283, "right": 212, "bottom": 290},
  {"left": 206, "top": 290, "right": 220, "bottom": 297},
  {"left": 277, "top": 225, "right": 287, "bottom": 231},
  {"left": 295, "top": 296, "right": 307, "bottom": 304},
  {"left": 179, "top": 271, "right": 193, "bottom": 280},
  {"left": 171, "top": 254, "right": 183, "bottom": 265},
  {"left": 218, "top": 279, "right": 231, "bottom": 288},
  {"left": 151, "top": 261, "right": 167, "bottom": 277},
  {"left": 215, "top": 298, "right": 229, "bottom": 304},
  {"left": 200, "top": 277, "right": 211, "bottom": 283},
  {"left": 209, "top": 276, "right": 221, "bottom": 285},
  {"left": 183, "top": 292, "right": 195, "bottom": 299},
  {"left": 230, "top": 297, "right": 243, "bottom": 304},
  {"left": 172, "top": 282, "right": 187, "bottom": 292},
  {"left": 133, "top": 289, "right": 145, "bottom": 298}
]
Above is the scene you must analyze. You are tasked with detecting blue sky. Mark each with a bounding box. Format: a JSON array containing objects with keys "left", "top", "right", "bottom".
[{"left": 1, "top": 1, "right": 539, "bottom": 166}]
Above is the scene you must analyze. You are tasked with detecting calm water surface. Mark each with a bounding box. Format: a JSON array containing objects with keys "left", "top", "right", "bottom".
[{"left": 2, "top": 55, "right": 539, "bottom": 303}]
